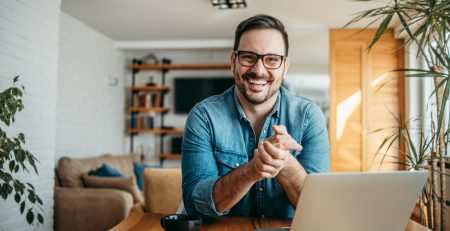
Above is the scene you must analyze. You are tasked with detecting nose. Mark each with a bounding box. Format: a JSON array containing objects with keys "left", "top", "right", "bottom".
[{"left": 252, "top": 57, "right": 267, "bottom": 75}]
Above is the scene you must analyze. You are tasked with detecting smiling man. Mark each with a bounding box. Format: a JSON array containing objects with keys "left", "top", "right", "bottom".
[{"left": 181, "top": 14, "right": 330, "bottom": 219}]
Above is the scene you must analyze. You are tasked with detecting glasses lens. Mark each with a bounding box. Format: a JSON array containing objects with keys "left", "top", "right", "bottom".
[
  {"left": 263, "top": 55, "right": 282, "bottom": 69},
  {"left": 238, "top": 52, "right": 257, "bottom": 67}
]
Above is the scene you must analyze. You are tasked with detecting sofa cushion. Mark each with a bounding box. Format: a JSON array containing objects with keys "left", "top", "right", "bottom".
[
  {"left": 89, "top": 164, "right": 125, "bottom": 177},
  {"left": 134, "top": 163, "right": 160, "bottom": 190},
  {"left": 82, "top": 175, "right": 143, "bottom": 203},
  {"left": 57, "top": 154, "right": 140, "bottom": 188},
  {"left": 143, "top": 168, "right": 182, "bottom": 213}
]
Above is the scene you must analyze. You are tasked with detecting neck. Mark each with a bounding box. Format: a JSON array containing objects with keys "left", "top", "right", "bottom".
[{"left": 236, "top": 89, "right": 278, "bottom": 124}]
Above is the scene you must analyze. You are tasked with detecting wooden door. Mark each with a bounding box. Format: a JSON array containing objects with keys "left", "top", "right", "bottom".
[{"left": 330, "top": 29, "right": 404, "bottom": 172}]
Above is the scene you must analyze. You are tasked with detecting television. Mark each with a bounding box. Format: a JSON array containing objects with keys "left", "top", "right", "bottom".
[{"left": 174, "top": 77, "right": 235, "bottom": 114}]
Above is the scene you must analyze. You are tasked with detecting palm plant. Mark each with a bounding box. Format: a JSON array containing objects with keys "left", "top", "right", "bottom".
[
  {"left": 345, "top": 0, "right": 449, "bottom": 230},
  {"left": 0, "top": 76, "right": 44, "bottom": 225}
]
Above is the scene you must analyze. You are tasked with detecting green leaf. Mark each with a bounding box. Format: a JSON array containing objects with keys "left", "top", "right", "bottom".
[
  {"left": 37, "top": 213, "right": 43, "bottom": 224},
  {"left": 9, "top": 160, "right": 15, "bottom": 172},
  {"left": 14, "top": 193, "right": 20, "bottom": 203},
  {"left": 26, "top": 210, "right": 34, "bottom": 224},
  {"left": 368, "top": 11, "right": 394, "bottom": 49},
  {"left": 26, "top": 183, "right": 35, "bottom": 190},
  {"left": 28, "top": 192, "right": 36, "bottom": 204},
  {"left": 20, "top": 201, "right": 25, "bottom": 214},
  {"left": 36, "top": 196, "right": 43, "bottom": 205},
  {"left": 437, "top": 77, "right": 450, "bottom": 134},
  {"left": 403, "top": 72, "right": 444, "bottom": 78},
  {"left": 18, "top": 133, "right": 25, "bottom": 143}
]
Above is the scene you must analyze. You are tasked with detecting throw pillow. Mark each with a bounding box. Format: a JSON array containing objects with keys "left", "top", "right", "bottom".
[
  {"left": 82, "top": 174, "right": 143, "bottom": 203},
  {"left": 134, "top": 162, "right": 160, "bottom": 190},
  {"left": 89, "top": 163, "right": 125, "bottom": 177}
]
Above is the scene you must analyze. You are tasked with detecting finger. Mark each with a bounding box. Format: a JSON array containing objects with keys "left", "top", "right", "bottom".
[
  {"left": 265, "top": 134, "right": 290, "bottom": 145},
  {"left": 256, "top": 164, "right": 278, "bottom": 176},
  {"left": 266, "top": 136, "right": 301, "bottom": 151},
  {"left": 257, "top": 143, "right": 276, "bottom": 165},
  {"left": 263, "top": 141, "right": 285, "bottom": 160},
  {"left": 288, "top": 138, "right": 302, "bottom": 151},
  {"left": 272, "top": 125, "right": 288, "bottom": 135}
]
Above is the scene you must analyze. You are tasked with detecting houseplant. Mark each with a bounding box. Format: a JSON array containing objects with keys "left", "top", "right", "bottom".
[
  {"left": 0, "top": 76, "right": 44, "bottom": 225},
  {"left": 345, "top": 0, "right": 449, "bottom": 230}
]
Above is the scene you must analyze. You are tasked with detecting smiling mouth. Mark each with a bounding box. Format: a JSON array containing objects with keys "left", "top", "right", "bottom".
[{"left": 247, "top": 78, "right": 268, "bottom": 86}]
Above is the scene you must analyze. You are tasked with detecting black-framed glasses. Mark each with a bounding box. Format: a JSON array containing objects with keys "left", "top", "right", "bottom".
[{"left": 234, "top": 50, "right": 285, "bottom": 70}]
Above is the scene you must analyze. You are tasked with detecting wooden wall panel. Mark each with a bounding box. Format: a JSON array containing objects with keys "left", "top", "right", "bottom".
[{"left": 330, "top": 29, "right": 404, "bottom": 172}]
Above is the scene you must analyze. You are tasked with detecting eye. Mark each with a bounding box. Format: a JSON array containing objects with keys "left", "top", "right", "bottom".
[
  {"left": 240, "top": 53, "right": 256, "bottom": 60},
  {"left": 265, "top": 56, "right": 281, "bottom": 62}
]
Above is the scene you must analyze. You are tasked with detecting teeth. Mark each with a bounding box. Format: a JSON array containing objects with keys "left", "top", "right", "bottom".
[{"left": 248, "top": 78, "right": 267, "bottom": 85}]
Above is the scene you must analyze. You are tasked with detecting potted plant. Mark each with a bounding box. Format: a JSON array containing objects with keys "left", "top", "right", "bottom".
[
  {"left": 0, "top": 76, "right": 44, "bottom": 225},
  {"left": 345, "top": 1, "right": 449, "bottom": 230}
]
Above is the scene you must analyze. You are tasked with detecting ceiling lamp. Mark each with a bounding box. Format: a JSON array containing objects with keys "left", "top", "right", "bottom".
[{"left": 211, "top": 0, "right": 247, "bottom": 9}]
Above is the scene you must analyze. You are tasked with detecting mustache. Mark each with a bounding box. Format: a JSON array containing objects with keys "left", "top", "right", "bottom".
[{"left": 242, "top": 72, "right": 270, "bottom": 81}]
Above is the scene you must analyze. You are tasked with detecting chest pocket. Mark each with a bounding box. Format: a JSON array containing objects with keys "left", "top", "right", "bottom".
[{"left": 214, "top": 150, "right": 248, "bottom": 176}]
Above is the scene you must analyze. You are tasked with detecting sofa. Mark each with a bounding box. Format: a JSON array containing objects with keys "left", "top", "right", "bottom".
[{"left": 54, "top": 154, "right": 142, "bottom": 231}]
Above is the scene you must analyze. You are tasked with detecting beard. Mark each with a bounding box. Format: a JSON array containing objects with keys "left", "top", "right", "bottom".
[{"left": 234, "top": 68, "right": 282, "bottom": 105}]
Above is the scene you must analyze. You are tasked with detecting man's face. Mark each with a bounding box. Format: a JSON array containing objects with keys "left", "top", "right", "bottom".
[{"left": 231, "top": 29, "right": 289, "bottom": 105}]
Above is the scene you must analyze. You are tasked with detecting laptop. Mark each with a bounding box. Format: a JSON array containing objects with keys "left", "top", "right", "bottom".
[{"left": 256, "top": 171, "right": 428, "bottom": 231}]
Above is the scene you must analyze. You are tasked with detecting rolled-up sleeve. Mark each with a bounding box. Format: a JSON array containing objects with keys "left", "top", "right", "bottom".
[{"left": 182, "top": 104, "right": 229, "bottom": 217}]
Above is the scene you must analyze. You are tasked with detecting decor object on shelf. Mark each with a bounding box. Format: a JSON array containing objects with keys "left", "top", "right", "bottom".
[
  {"left": 345, "top": 1, "right": 449, "bottom": 230},
  {"left": 210, "top": 0, "right": 246, "bottom": 9},
  {"left": 143, "top": 53, "right": 158, "bottom": 65},
  {"left": 0, "top": 76, "right": 44, "bottom": 225}
]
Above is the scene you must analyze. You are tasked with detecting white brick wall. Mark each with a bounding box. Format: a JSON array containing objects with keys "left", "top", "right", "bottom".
[
  {"left": 0, "top": 0, "right": 60, "bottom": 230},
  {"left": 56, "top": 13, "right": 126, "bottom": 160}
]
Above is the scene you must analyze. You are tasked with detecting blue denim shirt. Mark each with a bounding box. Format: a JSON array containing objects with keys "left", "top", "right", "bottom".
[{"left": 181, "top": 86, "right": 330, "bottom": 219}]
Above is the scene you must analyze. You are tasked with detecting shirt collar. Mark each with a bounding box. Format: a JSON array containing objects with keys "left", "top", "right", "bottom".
[{"left": 233, "top": 86, "right": 281, "bottom": 121}]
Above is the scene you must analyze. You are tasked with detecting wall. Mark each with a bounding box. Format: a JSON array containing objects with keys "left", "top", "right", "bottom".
[
  {"left": 55, "top": 12, "right": 126, "bottom": 160},
  {"left": 0, "top": 0, "right": 60, "bottom": 230}
]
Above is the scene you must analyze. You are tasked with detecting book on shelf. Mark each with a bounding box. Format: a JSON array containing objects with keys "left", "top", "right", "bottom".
[
  {"left": 132, "top": 92, "right": 164, "bottom": 108},
  {"left": 130, "top": 114, "right": 154, "bottom": 129}
]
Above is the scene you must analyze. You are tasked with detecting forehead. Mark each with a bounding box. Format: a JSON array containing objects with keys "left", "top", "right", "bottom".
[{"left": 238, "top": 29, "right": 285, "bottom": 55}]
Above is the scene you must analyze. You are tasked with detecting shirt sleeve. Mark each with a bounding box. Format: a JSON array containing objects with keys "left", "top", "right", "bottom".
[
  {"left": 298, "top": 103, "right": 330, "bottom": 173},
  {"left": 181, "top": 104, "right": 230, "bottom": 217}
]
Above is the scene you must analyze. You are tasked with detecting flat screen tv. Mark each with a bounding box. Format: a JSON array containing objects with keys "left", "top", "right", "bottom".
[{"left": 174, "top": 77, "right": 235, "bottom": 114}]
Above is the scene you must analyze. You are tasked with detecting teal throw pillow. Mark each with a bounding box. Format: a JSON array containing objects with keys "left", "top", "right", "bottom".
[
  {"left": 134, "top": 162, "right": 160, "bottom": 190},
  {"left": 89, "top": 164, "right": 125, "bottom": 177}
]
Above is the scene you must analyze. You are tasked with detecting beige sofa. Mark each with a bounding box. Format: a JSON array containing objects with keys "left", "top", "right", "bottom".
[{"left": 54, "top": 154, "right": 142, "bottom": 231}]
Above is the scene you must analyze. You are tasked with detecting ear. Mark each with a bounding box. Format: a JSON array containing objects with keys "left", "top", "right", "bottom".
[
  {"left": 230, "top": 50, "right": 236, "bottom": 72},
  {"left": 282, "top": 57, "right": 290, "bottom": 80}
]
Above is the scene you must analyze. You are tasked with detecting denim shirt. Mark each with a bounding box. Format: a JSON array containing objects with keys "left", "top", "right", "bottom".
[{"left": 181, "top": 86, "right": 330, "bottom": 219}]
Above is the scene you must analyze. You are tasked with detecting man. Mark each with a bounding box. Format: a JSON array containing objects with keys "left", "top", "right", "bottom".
[{"left": 182, "top": 14, "right": 329, "bottom": 219}]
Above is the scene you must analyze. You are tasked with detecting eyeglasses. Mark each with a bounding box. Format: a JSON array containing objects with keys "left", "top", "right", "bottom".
[{"left": 234, "top": 50, "right": 285, "bottom": 70}]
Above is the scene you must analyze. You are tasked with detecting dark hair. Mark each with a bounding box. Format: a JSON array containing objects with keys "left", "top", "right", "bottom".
[{"left": 234, "top": 14, "right": 289, "bottom": 56}]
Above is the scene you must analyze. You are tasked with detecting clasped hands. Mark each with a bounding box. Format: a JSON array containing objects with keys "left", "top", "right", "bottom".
[{"left": 248, "top": 125, "right": 302, "bottom": 181}]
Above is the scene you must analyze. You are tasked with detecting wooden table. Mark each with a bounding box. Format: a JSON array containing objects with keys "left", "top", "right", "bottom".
[{"left": 110, "top": 212, "right": 430, "bottom": 231}]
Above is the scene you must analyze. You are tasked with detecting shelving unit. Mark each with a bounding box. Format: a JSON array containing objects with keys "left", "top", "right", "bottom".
[{"left": 128, "top": 59, "right": 230, "bottom": 165}]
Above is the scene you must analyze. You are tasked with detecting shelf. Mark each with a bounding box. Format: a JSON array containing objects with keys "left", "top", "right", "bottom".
[
  {"left": 160, "top": 153, "right": 182, "bottom": 159},
  {"left": 128, "top": 64, "right": 231, "bottom": 70},
  {"left": 129, "top": 86, "right": 170, "bottom": 92},
  {"left": 128, "top": 107, "right": 169, "bottom": 113},
  {"left": 128, "top": 128, "right": 184, "bottom": 135}
]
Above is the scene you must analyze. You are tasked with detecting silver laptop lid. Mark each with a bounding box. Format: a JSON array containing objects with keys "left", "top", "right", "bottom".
[{"left": 291, "top": 171, "right": 428, "bottom": 231}]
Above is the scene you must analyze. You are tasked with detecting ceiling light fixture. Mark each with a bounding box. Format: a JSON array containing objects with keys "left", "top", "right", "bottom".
[{"left": 211, "top": 0, "right": 246, "bottom": 9}]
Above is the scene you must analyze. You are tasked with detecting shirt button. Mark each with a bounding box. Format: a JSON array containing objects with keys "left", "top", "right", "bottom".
[
  {"left": 235, "top": 163, "right": 240, "bottom": 167},
  {"left": 259, "top": 187, "right": 263, "bottom": 192},
  {"left": 263, "top": 130, "right": 266, "bottom": 134}
]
